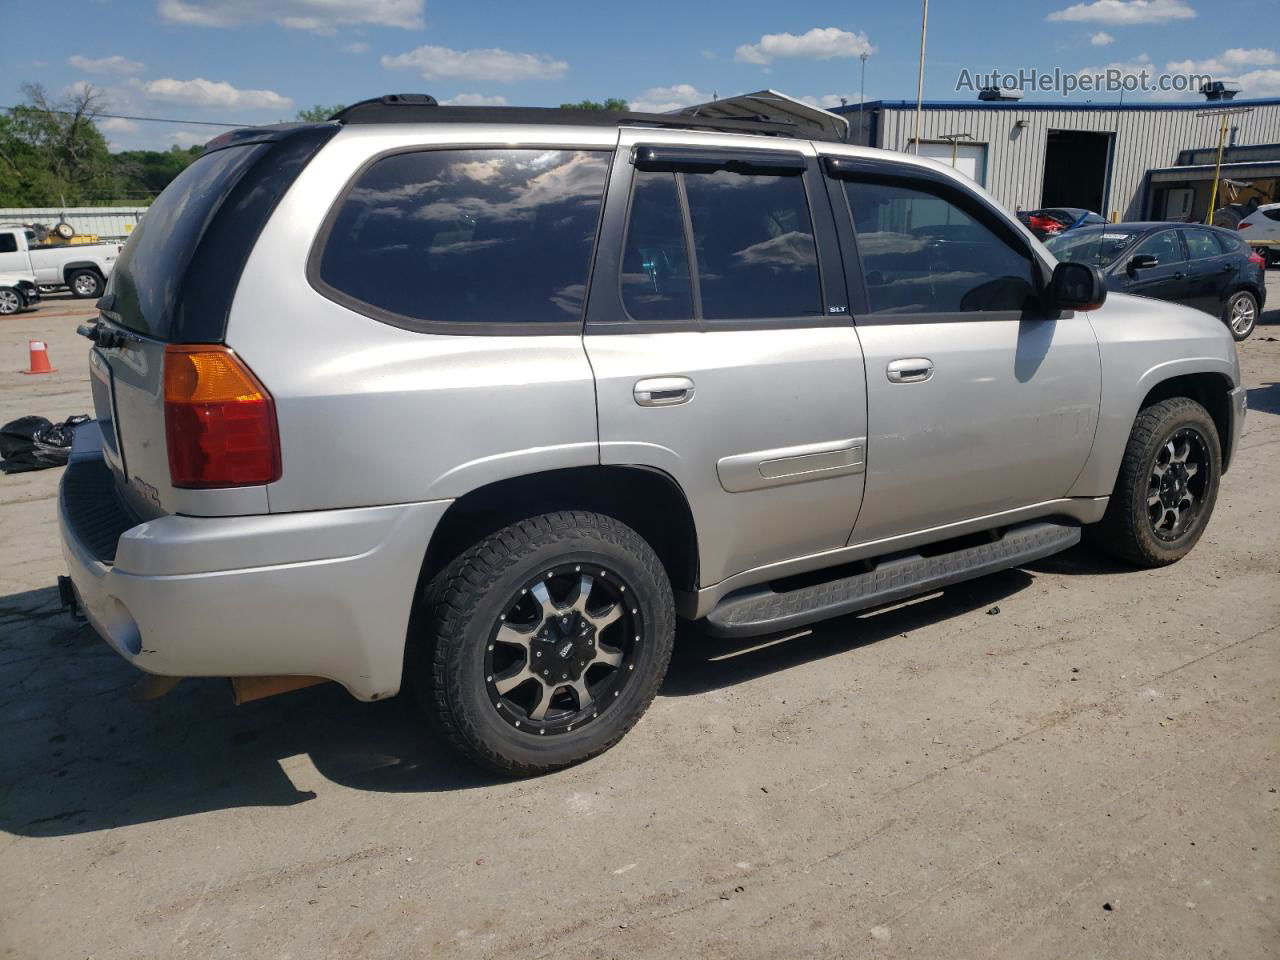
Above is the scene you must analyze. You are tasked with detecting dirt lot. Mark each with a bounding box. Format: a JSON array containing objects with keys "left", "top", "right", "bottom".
[{"left": 1, "top": 284, "right": 1277, "bottom": 960}]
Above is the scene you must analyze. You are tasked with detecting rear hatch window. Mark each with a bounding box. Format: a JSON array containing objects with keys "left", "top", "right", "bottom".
[
  {"left": 91, "top": 127, "right": 335, "bottom": 518},
  {"left": 104, "top": 144, "right": 267, "bottom": 340}
]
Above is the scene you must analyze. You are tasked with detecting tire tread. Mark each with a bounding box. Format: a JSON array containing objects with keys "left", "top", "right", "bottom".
[{"left": 419, "top": 511, "right": 673, "bottom": 776}]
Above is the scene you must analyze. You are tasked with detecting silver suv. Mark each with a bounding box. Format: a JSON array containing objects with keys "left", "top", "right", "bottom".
[{"left": 59, "top": 96, "right": 1247, "bottom": 774}]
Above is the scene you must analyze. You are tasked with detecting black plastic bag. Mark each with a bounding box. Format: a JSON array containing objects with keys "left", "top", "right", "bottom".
[{"left": 0, "top": 415, "right": 90, "bottom": 473}]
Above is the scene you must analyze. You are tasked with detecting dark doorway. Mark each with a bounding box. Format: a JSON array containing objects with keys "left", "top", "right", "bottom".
[{"left": 1041, "top": 130, "right": 1113, "bottom": 214}]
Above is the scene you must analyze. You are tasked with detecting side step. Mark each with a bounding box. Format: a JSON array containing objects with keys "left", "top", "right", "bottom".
[{"left": 704, "top": 521, "right": 1080, "bottom": 638}]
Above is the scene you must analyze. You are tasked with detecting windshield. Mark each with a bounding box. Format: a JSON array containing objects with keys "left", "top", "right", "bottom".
[{"left": 1044, "top": 228, "right": 1140, "bottom": 267}]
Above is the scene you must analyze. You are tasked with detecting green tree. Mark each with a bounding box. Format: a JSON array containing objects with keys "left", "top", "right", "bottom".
[
  {"left": 111, "top": 145, "right": 203, "bottom": 201},
  {"left": 558, "top": 98, "right": 630, "bottom": 111},
  {"left": 0, "top": 82, "right": 124, "bottom": 205},
  {"left": 296, "top": 104, "right": 346, "bottom": 122}
]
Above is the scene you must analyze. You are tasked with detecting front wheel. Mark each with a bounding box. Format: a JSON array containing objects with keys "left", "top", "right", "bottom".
[
  {"left": 1087, "top": 397, "right": 1221, "bottom": 568},
  {"left": 67, "top": 270, "right": 104, "bottom": 299},
  {"left": 415, "top": 511, "right": 675, "bottom": 776},
  {"left": 1224, "top": 290, "right": 1258, "bottom": 341}
]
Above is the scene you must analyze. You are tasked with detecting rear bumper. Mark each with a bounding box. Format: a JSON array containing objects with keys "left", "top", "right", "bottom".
[{"left": 58, "top": 423, "right": 450, "bottom": 700}]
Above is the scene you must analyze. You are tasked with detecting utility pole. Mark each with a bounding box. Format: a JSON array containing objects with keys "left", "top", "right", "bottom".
[
  {"left": 1196, "top": 106, "right": 1253, "bottom": 224},
  {"left": 859, "top": 51, "right": 870, "bottom": 140},
  {"left": 912, "top": 0, "right": 928, "bottom": 154}
]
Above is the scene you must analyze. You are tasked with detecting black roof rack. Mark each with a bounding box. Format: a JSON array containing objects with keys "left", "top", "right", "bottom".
[{"left": 329, "top": 94, "right": 838, "bottom": 141}]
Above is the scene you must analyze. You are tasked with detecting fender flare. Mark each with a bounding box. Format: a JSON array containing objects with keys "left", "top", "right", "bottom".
[{"left": 61, "top": 261, "right": 106, "bottom": 283}]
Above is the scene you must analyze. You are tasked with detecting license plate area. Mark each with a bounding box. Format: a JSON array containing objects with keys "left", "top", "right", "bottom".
[{"left": 89, "top": 347, "right": 125, "bottom": 479}]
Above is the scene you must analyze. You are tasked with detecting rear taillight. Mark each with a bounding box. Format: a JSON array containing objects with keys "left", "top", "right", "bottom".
[
  {"left": 163, "top": 345, "right": 280, "bottom": 488},
  {"left": 1238, "top": 222, "right": 1252, "bottom": 230}
]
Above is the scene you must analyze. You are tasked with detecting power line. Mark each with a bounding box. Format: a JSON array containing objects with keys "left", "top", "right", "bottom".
[{"left": 0, "top": 106, "right": 251, "bottom": 128}]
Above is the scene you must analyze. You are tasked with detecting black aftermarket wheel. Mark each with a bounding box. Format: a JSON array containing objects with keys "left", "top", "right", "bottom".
[
  {"left": 1088, "top": 397, "right": 1221, "bottom": 568},
  {"left": 415, "top": 511, "right": 674, "bottom": 776}
]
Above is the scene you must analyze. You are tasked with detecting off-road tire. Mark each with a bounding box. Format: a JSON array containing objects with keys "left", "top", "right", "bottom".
[
  {"left": 67, "top": 269, "right": 103, "bottom": 299},
  {"left": 413, "top": 511, "right": 675, "bottom": 776},
  {"left": 1087, "top": 397, "right": 1221, "bottom": 568}
]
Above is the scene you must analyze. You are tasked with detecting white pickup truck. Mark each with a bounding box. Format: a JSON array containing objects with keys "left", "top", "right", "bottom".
[{"left": 0, "top": 226, "right": 120, "bottom": 299}]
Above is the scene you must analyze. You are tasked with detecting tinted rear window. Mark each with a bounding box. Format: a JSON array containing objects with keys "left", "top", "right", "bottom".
[
  {"left": 106, "top": 144, "right": 267, "bottom": 338},
  {"left": 315, "top": 148, "right": 610, "bottom": 330},
  {"left": 1212, "top": 230, "right": 1245, "bottom": 254}
]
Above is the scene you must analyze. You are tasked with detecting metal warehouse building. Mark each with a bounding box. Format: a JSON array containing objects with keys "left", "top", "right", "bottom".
[{"left": 834, "top": 97, "right": 1280, "bottom": 222}]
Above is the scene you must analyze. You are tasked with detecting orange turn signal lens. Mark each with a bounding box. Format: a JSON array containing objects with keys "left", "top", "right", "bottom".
[{"left": 163, "top": 345, "right": 280, "bottom": 488}]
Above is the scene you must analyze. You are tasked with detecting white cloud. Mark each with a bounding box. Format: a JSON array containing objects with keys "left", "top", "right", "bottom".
[
  {"left": 343, "top": 42, "right": 371, "bottom": 54},
  {"left": 1166, "top": 48, "right": 1280, "bottom": 96},
  {"left": 68, "top": 54, "right": 146, "bottom": 76},
  {"left": 143, "top": 77, "right": 293, "bottom": 110},
  {"left": 440, "top": 93, "right": 509, "bottom": 106},
  {"left": 97, "top": 116, "right": 140, "bottom": 133},
  {"left": 734, "top": 27, "right": 875, "bottom": 66},
  {"left": 798, "top": 93, "right": 862, "bottom": 109},
  {"left": 1079, "top": 52, "right": 1154, "bottom": 76},
  {"left": 629, "top": 84, "right": 710, "bottom": 113},
  {"left": 381, "top": 46, "right": 568, "bottom": 83},
  {"left": 157, "top": 0, "right": 422, "bottom": 32},
  {"left": 1167, "top": 47, "right": 1278, "bottom": 74},
  {"left": 1090, "top": 31, "right": 1115, "bottom": 45},
  {"left": 1047, "top": 0, "right": 1195, "bottom": 25},
  {"left": 168, "top": 130, "right": 210, "bottom": 147}
]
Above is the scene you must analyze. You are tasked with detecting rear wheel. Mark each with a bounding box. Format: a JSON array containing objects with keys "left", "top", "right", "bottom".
[
  {"left": 0, "top": 287, "right": 22, "bottom": 315},
  {"left": 1088, "top": 397, "right": 1221, "bottom": 568},
  {"left": 67, "top": 270, "right": 103, "bottom": 299},
  {"left": 414, "top": 511, "right": 675, "bottom": 776},
  {"left": 1224, "top": 290, "right": 1257, "bottom": 341}
]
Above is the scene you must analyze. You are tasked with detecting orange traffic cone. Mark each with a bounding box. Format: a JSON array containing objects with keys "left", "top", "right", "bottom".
[{"left": 23, "top": 339, "right": 56, "bottom": 375}]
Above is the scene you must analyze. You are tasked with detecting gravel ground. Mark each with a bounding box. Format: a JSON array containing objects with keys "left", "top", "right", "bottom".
[{"left": 0, "top": 281, "right": 1277, "bottom": 959}]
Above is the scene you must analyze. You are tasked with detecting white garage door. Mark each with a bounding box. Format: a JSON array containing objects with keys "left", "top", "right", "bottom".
[{"left": 916, "top": 142, "right": 987, "bottom": 185}]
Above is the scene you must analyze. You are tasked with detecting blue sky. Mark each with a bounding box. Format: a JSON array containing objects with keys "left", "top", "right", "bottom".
[{"left": 3, "top": 0, "right": 1277, "bottom": 151}]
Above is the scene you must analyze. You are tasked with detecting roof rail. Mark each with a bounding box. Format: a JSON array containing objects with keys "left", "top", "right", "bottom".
[{"left": 329, "top": 94, "right": 839, "bottom": 141}]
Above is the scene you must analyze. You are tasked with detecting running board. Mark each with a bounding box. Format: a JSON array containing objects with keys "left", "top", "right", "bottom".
[{"left": 703, "top": 521, "right": 1080, "bottom": 638}]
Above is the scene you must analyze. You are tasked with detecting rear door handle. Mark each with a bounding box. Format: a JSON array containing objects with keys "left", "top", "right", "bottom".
[
  {"left": 634, "top": 376, "right": 695, "bottom": 407},
  {"left": 886, "top": 358, "right": 934, "bottom": 383}
]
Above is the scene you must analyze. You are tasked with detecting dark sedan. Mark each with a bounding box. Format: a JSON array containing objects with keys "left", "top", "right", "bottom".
[{"left": 1045, "top": 222, "right": 1266, "bottom": 341}]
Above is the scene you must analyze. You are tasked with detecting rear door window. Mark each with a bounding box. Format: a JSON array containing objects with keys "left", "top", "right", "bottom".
[
  {"left": 0, "top": 234, "right": 17, "bottom": 253},
  {"left": 1182, "top": 229, "right": 1221, "bottom": 261},
  {"left": 682, "top": 170, "right": 822, "bottom": 320},
  {"left": 315, "top": 148, "right": 610, "bottom": 331},
  {"left": 620, "top": 171, "right": 694, "bottom": 322},
  {"left": 846, "top": 180, "right": 1036, "bottom": 313}
]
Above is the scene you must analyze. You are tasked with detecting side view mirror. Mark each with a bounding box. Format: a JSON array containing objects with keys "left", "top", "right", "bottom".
[
  {"left": 1127, "top": 253, "right": 1159, "bottom": 272},
  {"left": 1048, "top": 261, "right": 1107, "bottom": 311}
]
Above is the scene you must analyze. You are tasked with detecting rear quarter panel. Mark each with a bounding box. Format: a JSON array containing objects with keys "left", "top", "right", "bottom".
[
  {"left": 226, "top": 124, "right": 619, "bottom": 513},
  {"left": 1067, "top": 292, "right": 1239, "bottom": 498}
]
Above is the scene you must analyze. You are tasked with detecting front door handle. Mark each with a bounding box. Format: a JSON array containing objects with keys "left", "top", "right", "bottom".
[
  {"left": 886, "top": 358, "right": 934, "bottom": 383},
  {"left": 634, "top": 376, "right": 695, "bottom": 407},
  {"left": 1219, "top": 263, "right": 1234, "bottom": 273},
  {"left": 1173, "top": 272, "right": 1186, "bottom": 280}
]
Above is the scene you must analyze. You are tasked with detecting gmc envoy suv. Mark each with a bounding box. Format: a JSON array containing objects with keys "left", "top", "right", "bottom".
[{"left": 59, "top": 96, "right": 1247, "bottom": 774}]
